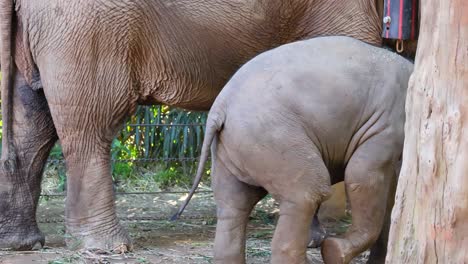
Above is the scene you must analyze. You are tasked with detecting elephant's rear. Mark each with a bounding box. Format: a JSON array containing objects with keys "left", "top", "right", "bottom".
[
  {"left": 215, "top": 36, "right": 413, "bottom": 263},
  {"left": 221, "top": 36, "right": 412, "bottom": 167}
]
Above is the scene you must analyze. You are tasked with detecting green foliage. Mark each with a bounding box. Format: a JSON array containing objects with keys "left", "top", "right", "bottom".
[
  {"left": 246, "top": 247, "right": 271, "bottom": 258},
  {"left": 48, "top": 145, "right": 67, "bottom": 192},
  {"left": 152, "top": 166, "right": 190, "bottom": 189},
  {"left": 110, "top": 106, "right": 208, "bottom": 189},
  {"left": 49, "top": 145, "right": 63, "bottom": 159},
  {"left": 250, "top": 230, "right": 274, "bottom": 239},
  {"left": 118, "top": 106, "right": 207, "bottom": 161},
  {"left": 252, "top": 208, "right": 277, "bottom": 225},
  {"left": 335, "top": 214, "right": 352, "bottom": 234},
  {"left": 111, "top": 140, "right": 135, "bottom": 181},
  {"left": 0, "top": 101, "right": 208, "bottom": 190},
  {"left": 112, "top": 162, "right": 134, "bottom": 180},
  {"left": 137, "top": 257, "right": 149, "bottom": 263}
]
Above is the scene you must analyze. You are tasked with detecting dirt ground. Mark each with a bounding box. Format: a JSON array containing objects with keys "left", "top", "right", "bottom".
[{"left": 0, "top": 193, "right": 368, "bottom": 264}]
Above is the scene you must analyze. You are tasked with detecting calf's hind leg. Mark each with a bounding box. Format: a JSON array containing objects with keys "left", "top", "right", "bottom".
[
  {"left": 366, "top": 164, "right": 398, "bottom": 263},
  {"left": 270, "top": 157, "right": 330, "bottom": 264},
  {"left": 321, "top": 136, "right": 396, "bottom": 264},
  {"left": 272, "top": 200, "right": 319, "bottom": 264},
  {"left": 212, "top": 160, "right": 267, "bottom": 264}
]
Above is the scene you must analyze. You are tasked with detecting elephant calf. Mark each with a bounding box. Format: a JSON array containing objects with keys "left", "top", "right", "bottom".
[{"left": 174, "top": 36, "right": 413, "bottom": 264}]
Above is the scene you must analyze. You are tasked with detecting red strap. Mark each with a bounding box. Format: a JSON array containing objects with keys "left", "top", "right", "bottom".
[{"left": 398, "top": 0, "right": 404, "bottom": 39}]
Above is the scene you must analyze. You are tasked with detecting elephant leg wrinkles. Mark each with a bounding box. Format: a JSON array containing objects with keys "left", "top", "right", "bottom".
[
  {"left": 0, "top": 72, "right": 57, "bottom": 250},
  {"left": 40, "top": 62, "right": 136, "bottom": 251}
]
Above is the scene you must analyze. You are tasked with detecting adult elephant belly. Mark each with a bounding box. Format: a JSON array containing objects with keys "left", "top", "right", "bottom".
[
  {"left": 128, "top": 1, "right": 283, "bottom": 110},
  {"left": 136, "top": 75, "right": 221, "bottom": 111}
]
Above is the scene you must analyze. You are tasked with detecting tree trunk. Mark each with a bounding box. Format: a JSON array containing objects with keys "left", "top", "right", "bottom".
[{"left": 386, "top": 0, "right": 468, "bottom": 263}]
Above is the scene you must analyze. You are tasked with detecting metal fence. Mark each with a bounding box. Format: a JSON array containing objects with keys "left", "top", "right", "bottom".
[
  {"left": 41, "top": 106, "right": 210, "bottom": 197},
  {"left": 34, "top": 106, "right": 216, "bottom": 222}
]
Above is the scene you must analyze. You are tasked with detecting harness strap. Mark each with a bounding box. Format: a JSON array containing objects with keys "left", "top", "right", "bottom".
[{"left": 382, "top": 0, "right": 419, "bottom": 40}]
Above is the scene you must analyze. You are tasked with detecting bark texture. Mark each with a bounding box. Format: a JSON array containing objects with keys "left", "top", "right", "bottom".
[{"left": 386, "top": 0, "right": 468, "bottom": 263}]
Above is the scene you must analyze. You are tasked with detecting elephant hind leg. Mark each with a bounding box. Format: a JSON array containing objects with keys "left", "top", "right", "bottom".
[
  {"left": 366, "top": 165, "right": 398, "bottom": 264},
  {"left": 42, "top": 69, "right": 136, "bottom": 251},
  {"left": 212, "top": 160, "right": 267, "bottom": 264},
  {"left": 272, "top": 200, "right": 319, "bottom": 264},
  {"left": 321, "top": 135, "right": 396, "bottom": 264},
  {"left": 53, "top": 106, "right": 133, "bottom": 251},
  {"left": 0, "top": 73, "right": 58, "bottom": 250},
  {"left": 269, "top": 156, "right": 330, "bottom": 264}
]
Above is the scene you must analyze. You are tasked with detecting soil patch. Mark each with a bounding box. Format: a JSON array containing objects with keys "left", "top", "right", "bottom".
[{"left": 0, "top": 193, "right": 368, "bottom": 263}]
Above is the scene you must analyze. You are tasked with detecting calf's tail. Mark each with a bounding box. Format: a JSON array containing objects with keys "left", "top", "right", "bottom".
[{"left": 171, "top": 106, "right": 225, "bottom": 220}]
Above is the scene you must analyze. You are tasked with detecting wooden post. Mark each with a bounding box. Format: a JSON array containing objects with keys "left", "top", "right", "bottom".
[{"left": 386, "top": 0, "right": 468, "bottom": 263}]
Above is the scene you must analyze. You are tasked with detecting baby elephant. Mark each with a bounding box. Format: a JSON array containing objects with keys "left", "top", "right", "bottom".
[{"left": 174, "top": 36, "right": 413, "bottom": 263}]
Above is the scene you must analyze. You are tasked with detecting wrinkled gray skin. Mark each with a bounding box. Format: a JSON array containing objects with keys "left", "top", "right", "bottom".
[
  {"left": 0, "top": 0, "right": 384, "bottom": 251},
  {"left": 175, "top": 36, "right": 413, "bottom": 264}
]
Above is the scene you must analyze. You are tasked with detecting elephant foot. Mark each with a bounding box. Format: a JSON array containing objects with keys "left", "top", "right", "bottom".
[
  {"left": 0, "top": 193, "right": 45, "bottom": 250},
  {"left": 321, "top": 237, "right": 350, "bottom": 264},
  {"left": 0, "top": 224, "right": 45, "bottom": 251},
  {"left": 66, "top": 225, "right": 133, "bottom": 253}
]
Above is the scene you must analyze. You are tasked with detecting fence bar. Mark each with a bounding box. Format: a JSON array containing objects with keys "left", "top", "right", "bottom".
[
  {"left": 46, "top": 157, "right": 205, "bottom": 164},
  {"left": 127, "top": 123, "right": 205, "bottom": 127},
  {"left": 41, "top": 190, "right": 213, "bottom": 197}
]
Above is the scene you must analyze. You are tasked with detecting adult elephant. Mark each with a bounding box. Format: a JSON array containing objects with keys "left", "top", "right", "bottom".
[{"left": 0, "top": 0, "right": 382, "bottom": 251}]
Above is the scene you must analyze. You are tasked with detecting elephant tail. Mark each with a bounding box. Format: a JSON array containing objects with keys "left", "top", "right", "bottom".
[
  {"left": 0, "top": 0, "right": 17, "bottom": 172},
  {"left": 171, "top": 102, "right": 226, "bottom": 221}
]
